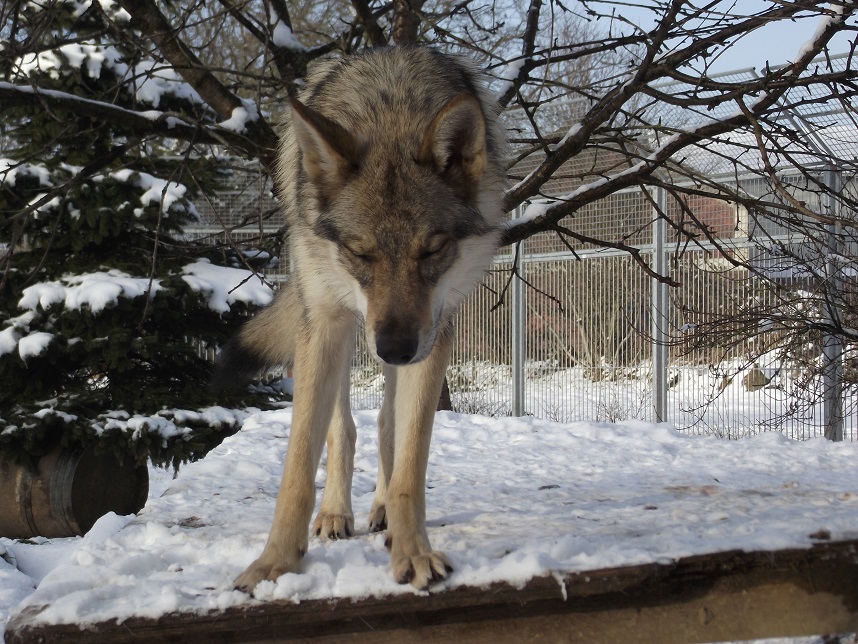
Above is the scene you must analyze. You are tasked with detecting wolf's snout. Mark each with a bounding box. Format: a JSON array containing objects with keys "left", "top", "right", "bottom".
[{"left": 375, "top": 332, "right": 419, "bottom": 365}]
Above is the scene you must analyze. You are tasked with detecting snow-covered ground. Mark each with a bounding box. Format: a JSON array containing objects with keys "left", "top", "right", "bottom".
[
  {"left": 355, "top": 360, "right": 858, "bottom": 440},
  {"left": 2, "top": 408, "right": 858, "bottom": 641}
]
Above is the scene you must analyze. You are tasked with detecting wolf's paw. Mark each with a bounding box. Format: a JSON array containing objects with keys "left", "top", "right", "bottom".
[
  {"left": 233, "top": 550, "right": 302, "bottom": 594},
  {"left": 312, "top": 512, "right": 354, "bottom": 541},
  {"left": 368, "top": 503, "right": 387, "bottom": 532},
  {"left": 392, "top": 551, "right": 452, "bottom": 589}
]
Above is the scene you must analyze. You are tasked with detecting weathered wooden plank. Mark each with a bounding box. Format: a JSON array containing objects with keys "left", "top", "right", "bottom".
[{"left": 8, "top": 540, "right": 858, "bottom": 643}]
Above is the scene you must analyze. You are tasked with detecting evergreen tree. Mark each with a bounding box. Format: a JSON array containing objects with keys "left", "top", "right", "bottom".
[{"left": 0, "top": 1, "right": 280, "bottom": 469}]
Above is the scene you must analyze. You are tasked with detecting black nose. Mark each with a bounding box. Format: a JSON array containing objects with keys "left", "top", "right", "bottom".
[{"left": 375, "top": 333, "right": 418, "bottom": 365}]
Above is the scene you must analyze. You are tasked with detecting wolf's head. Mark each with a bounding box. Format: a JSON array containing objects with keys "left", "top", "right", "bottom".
[{"left": 289, "top": 90, "right": 500, "bottom": 366}]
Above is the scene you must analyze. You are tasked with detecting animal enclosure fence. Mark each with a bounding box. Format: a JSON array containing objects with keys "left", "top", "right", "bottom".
[
  {"left": 189, "top": 166, "right": 855, "bottom": 441},
  {"left": 348, "top": 176, "right": 855, "bottom": 442},
  {"left": 186, "top": 52, "right": 856, "bottom": 442}
]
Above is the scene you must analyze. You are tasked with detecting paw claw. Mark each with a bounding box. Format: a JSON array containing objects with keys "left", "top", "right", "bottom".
[
  {"left": 391, "top": 551, "right": 452, "bottom": 590},
  {"left": 397, "top": 565, "right": 414, "bottom": 585},
  {"left": 312, "top": 512, "right": 355, "bottom": 542},
  {"left": 233, "top": 549, "right": 303, "bottom": 593},
  {"left": 368, "top": 504, "right": 387, "bottom": 532}
]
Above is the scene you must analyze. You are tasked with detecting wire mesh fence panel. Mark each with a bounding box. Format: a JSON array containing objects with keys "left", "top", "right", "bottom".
[
  {"left": 666, "top": 241, "right": 856, "bottom": 441},
  {"left": 525, "top": 187, "right": 654, "bottom": 255},
  {"left": 447, "top": 263, "right": 515, "bottom": 417},
  {"left": 180, "top": 131, "right": 854, "bottom": 441},
  {"left": 344, "top": 181, "right": 855, "bottom": 441},
  {"left": 351, "top": 332, "right": 383, "bottom": 410},
  {"left": 666, "top": 244, "right": 812, "bottom": 438},
  {"left": 516, "top": 251, "right": 655, "bottom": 423}
]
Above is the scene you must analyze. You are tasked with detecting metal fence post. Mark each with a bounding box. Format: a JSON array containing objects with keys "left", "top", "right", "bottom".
[
  {"left": 652, "top": 187, "right": 669, "bottom": 423},
  {"left": 823, "top": 168, "right": 844, "bottom": 442},
  {"left": 511, "top": 229, "right": 526, "bottom": 417}
]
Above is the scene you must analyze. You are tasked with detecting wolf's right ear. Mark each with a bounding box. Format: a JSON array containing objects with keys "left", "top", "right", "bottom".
[
  {"left": 290, "top": 99, "right": 359, "bottom": 191},
  {"left": 418, "top": 92, "right": 487, "bottom": 199}
]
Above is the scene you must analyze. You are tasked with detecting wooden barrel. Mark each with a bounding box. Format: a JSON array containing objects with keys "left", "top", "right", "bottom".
[{"left": 0, "top": 443, "right": 149, "bottom": 538}]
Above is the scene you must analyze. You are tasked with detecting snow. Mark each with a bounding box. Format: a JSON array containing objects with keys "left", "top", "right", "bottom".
[
  {"left": 16, "top": 43, "right": 122, "bottom": 84},
  {"left": 0, "top": 329, "right": 19, "bottom": 358},
  {"left": 554, "top": 122, "right": 583, "bottom": 151},
  {"left": 18, "top": 270, "right": 159, "bottom": 315},
  {"left": 496, "top": 58, "right": 527, "bottom": 99},
  {"left": 14, "top": 42, "right": 204, "bottom": 109},
  {"left": 95, "top": 0, "right": 130, "bottom": 22},
  {"left": 3, "top": 263, "right": 270, "bottom": 356},
  {"left": 27, "top": 194, "right": 61, "bottom": 219},
  {"left": 94, "top": 407, "right": 245, "bottom": 441},
  {"left": 267, "top": 7, "right": 306, "bottom": 51},
  {"left": 25, "top": 0, "right": 128, "bottom": 21},
  {"left": 109, "top": 169, "right": 193, "bottom": 216},
  {"left": 182, "top": 259, "right": 274, "bottom": 314},
  {"left": 2, "top": 408, "right": 856, "bottom": 639},
  {"left": 17, "top": 332, "right": 53, "bottom": 360},
  {"left": 0, "top": 159, "right": 51, "bottom": 188},
  {"left": 510, "top": 199, "right": 559, "bottom": 228},
  {"left": 33, "top": 408, "right": 77, "bottom": 424},
  {"left": 126, "top": 59, "right": 205, "bottom": 108},
  {"left": 218, "top": 101, "right": 260, "bottom": 134},
  {"left": 791, "top": 4, "right": 847, "bottom": 65}
]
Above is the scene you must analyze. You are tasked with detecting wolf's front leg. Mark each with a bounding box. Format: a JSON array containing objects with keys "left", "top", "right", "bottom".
[
  {"left": 234, "top": 316, "right": 354, "bottom": 593},
  {"left": 369, "top": 365, "right": 395, "bottom": 532},
  {"left": 385, "top": 327, "right": 453, "bottom": 589},
  {"left": 313, "top": 343, "right": 357, "bottom": 540}
]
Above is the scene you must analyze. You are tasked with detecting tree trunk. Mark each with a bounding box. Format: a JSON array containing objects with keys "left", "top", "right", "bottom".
[{"left": 391, "top": 0, "right": 425, "bottom": 45}]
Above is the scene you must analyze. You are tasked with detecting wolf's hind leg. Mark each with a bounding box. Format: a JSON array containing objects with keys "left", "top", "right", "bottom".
[
  {"left": 234, "top": 313, "right": 354, "bottom": 593},
  {"left": 384, "top": 326, "right": 453, "bottom": 590},
  {"left": 313, "top": 339, "right": 357, "bottom": 540}
]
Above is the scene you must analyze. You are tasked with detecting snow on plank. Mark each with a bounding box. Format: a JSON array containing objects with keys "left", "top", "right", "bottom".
[{"left": 5, "top": 410, "right": 858, "bottom": 641}]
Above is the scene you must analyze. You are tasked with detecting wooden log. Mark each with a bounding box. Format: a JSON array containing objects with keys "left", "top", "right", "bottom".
[
  {"left": 7, "top": 539, "right": 858, "bottom": 642},
  {"left": 0, "top": 444, "right": 148, "bottom": 538}
]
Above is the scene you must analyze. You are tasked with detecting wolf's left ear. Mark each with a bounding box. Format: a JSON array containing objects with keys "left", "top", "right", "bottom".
[
  {"left": 290, "top": 98, "right": 358, "bottom": 191},
  {"left": 418, "top": 93, "right": 487, "bottom": 197}
]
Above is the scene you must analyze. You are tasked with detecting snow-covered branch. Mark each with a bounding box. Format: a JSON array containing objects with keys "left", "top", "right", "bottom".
[
  {"left": 0, "top": 82, "right": 273, "bottom": 162},
  {"left": 115, "top": 0, "right": 278, "bottom": 166},
  {"left": 495, "top": 0, "right": 543, "bottom": 108}
]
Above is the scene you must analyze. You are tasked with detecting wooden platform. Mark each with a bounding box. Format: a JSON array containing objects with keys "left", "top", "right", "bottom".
[{"left": 7, "top": 539, "right": 858, "bottom": 643}]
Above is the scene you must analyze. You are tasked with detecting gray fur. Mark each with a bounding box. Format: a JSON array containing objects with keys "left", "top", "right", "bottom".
[{"left": 217, "top": 47, "right": 507, "bottom": 592}]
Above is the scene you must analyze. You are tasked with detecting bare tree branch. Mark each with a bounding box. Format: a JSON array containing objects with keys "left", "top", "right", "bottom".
[
  {"left": 502, "top": 0, "right": 855, "bottom": 242},
  {"left": 351, "top": 0, "right": 389, "bottom": 47}
]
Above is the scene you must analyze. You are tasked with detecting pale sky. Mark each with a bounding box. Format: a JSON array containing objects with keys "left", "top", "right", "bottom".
[{"left": 585, "top": 1, "right": 855, "bottom": 74}]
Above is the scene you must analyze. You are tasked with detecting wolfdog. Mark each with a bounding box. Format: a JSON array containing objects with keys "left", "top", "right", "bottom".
[{"left": 214, "top": 47, "right": 506, "bottom": 592}]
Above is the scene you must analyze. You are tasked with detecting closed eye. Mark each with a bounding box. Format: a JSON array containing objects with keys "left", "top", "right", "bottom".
[
  {"left": 344, "top": 244, "right": 374, "bottom": 263},
  {"left": 421, "top": 238, "right": 452, "bottom": 259}
]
